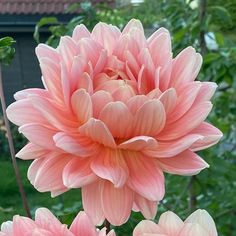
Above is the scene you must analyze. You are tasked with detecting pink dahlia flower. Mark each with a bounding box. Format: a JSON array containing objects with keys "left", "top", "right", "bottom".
[
  {"left": 7, "top": 19, "right": 222, "bottom": 225},
  {"left": 0, "top": 208, "right": 115, "bottom": 236},
  {"left": 133, "top": 209, "right": 218, "bottom": 236}
]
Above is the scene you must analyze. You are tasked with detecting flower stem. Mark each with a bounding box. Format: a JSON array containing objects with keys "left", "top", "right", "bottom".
[
  {"left": 105, "top": 219, "right": 111, "bottom": 234},
  {"left": 0, "top": 64, "right": 31, "bottom": 218}
]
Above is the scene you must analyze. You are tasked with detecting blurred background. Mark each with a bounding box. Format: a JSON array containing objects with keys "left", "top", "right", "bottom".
[{"left": 0, "top": 0, "right": 235, "bottom": 235}]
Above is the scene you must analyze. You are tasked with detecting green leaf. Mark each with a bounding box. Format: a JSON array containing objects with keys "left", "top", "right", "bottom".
[
  {"left": 34, "top": 17, "right": 59, "bottom": 43},
  {"left": 204, "top": 53, "right": 220, "bottom": 64},
  {"left": 215, "top": 32, "right": 225, "bottom": 47}
]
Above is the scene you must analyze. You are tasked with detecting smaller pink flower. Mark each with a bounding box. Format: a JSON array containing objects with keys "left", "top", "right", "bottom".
[
  {"left": 0, "top": 208, "right": 115, "bottom": 236},
  {"left": 133, "top": 209, "right": 217, "bottom": 236}
]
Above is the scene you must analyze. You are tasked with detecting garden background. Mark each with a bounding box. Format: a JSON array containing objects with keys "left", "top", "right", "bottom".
[{"left": 0, "top": 0, "right": 235, "bottom": 235}]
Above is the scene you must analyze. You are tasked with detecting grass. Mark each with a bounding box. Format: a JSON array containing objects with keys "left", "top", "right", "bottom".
[{"left": 0, "top": 158, "right": 82, "bottom": 224}]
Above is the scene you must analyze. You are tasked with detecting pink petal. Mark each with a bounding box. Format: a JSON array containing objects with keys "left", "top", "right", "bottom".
[
  {"left": 58, "top": 36, "right": 77, "bottom": 70},
  {"left": 179, "top": 223, "right": 209, "bottom": 236},
  {"left": 82, "top": 182, "right": 105, "bottom": 226},
  {"left": 122, "top": 19, "right": 144, "bottom": 34},
  {"left": 19, "top": 124, "right": 57, "bottom": 150},
  {"left": 170, "top": 47, "right": 202, "bottom": 88},
  {"left": 144, "top": 134, "right": 203, "bottom": 158},
  {"left": 190, "top": 122, "right": 223, "bottom": 151},
  {"left": 158, "top": 211, "right": 184, "bottom": 235},
  {"left": 54, "top": 132, "right": 99, "bottom": 157},
  {"left": 101, "top": 181, "right": 133, "bottom": 226},
  {"left": 16, "top": 143, "right": 48, "bottom": 160},
  {"left": 30, "top": 95, "right": 77, "bottom": 131},
  {"left": 159, "top": 88, "right": 177, "bottom": 115},
  {"left": 28, "top": 153, "right": 71, "bottom": 194},
  {"left": 133, "top": 100, "right": 166, "bottom": 136},
  {"left": 99, "top": 101, "right": 133, "bottom": 138},
  {"left": 112, "top": 84, "right": 136, "bottom": 104},
  {"left": 185, "top": 209, "right": 218, "bottom": 236},
  {"left": 77, "top": 72, "right": 93, "bottom": 94},
  {"left": 14, "top": 88, "right": 50, "bottom": 101},
  {"left": 133, "top": 220, "right": 164, "bottom": 236},
  {"left": 35, "top": 208, "right": 67, "bottom": 234},
  {"left": 127, "top": 95, "right": 149, "bottom": 115},
  {"left": 69, "top": 211, "right": 97, "bottom": 236},
  {"left": 119, "top": 136, "right": 158, "bottom": 151},
  {"left": 91, "top": 90, "right": 113, "bottom": 118},
  {"left": 167, "top": 82, "right": 202, "bottom": 123},
  {"left": 63, "top": 157, "right": 97, "bottom": 188},
  {"left": 92, "top": 22, "right": 121, "bottom": 55},
  {"left": 72, "top": 24, "right": 90, "bottom": 42},
  {"left": 71, "top": 89, "right": 92, "bottom": 124},
  {"left": 12, "top": 216, "right": 36, "bottom": 234},
  {"left": 157, "top": 150, "right": 209, "bottom": 175},
  {"left": 134, "top": 194, "right": 158, "bottom": 219},
  {"left": 79, "top": 118, "right": 116, "bottom": 148},
  {"left": 158, "top": 101, "right": 212, "bottom": 140},
  {"left": 91, "top": 148, "right": 128, "bottom": 188},
  {"left": 35, "top": 44, "right": 60, "bottom": 63},
  {"left": 194, "top": 82, "right": 217, "bottom": 103},
  {"left": 147, "top": 88, "right": 162, "bottom": 99},
  {"left": 6, "top": 99, "right": 47, "bottom": 126},
  {"left": 125, "top": 152, "right": 165, "bottom": 201},
  {"left": 94, "top": 49, "right": 108, "bottom": 75}
]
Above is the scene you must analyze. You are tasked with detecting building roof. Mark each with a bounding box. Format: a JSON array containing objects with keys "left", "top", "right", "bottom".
[{"left": 0, "top": 0, "right": 114, "bottom": 15}]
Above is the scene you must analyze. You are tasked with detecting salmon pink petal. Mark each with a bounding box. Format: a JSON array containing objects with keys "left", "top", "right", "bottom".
[
  {"left": 82, "top": 182, "right": 105, "bottom": 226},
  {"left": 91, "top": 90, "right": 113, "bottom": 118},
  {"left": 134, "top": 194, "right": 158, "bottom": 219},
  {"left": 157, "top": 150, "right": 209, "bottom": 175},
  {"left": 79, "top": 118, "right": 116, "bottom": 148},
  {"left": 119, "top": 136, "right": 158, "bottom": 151},
  {"left": 69, "top": 211, "right": 97, "bottom": 236},
  {"left": 179, "top": 223, "right": 209, "bottom": 236},
  {"left": 54, "top": 132, "right": 99, "bottom": 157},
  {"left": 28, "top": 153, "right": 71, "bottom": 194},
  {"left": 194, "top": 82, "right": 217, "bottom": 103},
  {"left": 6, "top": 99, "right": 47, "bottom": 126},
  {"left": 167, "top": 82, "right": 202, "bottom": 123},
  {"left": 123, "top": 19, "right": 144, "bottom": 32},
  {"left": 158, "top": 211, "right": 184, "bottom": 235},
  {"left": 63, "top": 157, "right": 97, "bottom": 188},
  {"left": 35, "top": 44, "right": 60, "bottom": 63},
  {"left": 92, "top": 22, "right": 121, "bottom": 55},
  {"left": 91, "top": 149, "right": 128, "bottom": 188},
  {"left": 170, "top": 47, "right": 202, "bottom": 88},
  {"left": 30, "top": 95, "right": 77, "bottom": 131},
  {"left": 127, "top": 95, "right": 149, "bottom": 115},
  {"left": 72, "top": 24, "right": 90, "bottom": 42},
  {"left": 158, "top": 101, "right": 212, "bottom": 140},
  {"left": 19, "top": 123, "right": 57, "bottom": 150},
  {"left": 190, "top": 122, "right": 223, "bottom": 151},
  {"left": 144, "top": 134, "right": 203, "bottom": 158},
  {"left": 99, "top": 101, "right": 133, "bottom": 138},
  {"left": 16, "top": 143, "right": 48, "bottom": 160},
  {"left": 101, "top": 181, "right": 133, "bottom": 226},
  {"left": 147, "top": 88, "right": 162, "bottom": 99},
  {"left": 35, "top": 208, "right": 64, "bottom": 233},
  {"left": 185, "top": 209, "right": 218, "bottom": 236},
  {"left": 133, "top": 220, "right": 164, "bottom": 236},
  {"left": 14, "top": 88, "right": 50, "bottom": 100},
  {"left": 12, "top": 216, "right": 36, "bottom": 234},
  {"left": 159, "top": 88, "right": 177, "bottom": 115},
  {"left": 112, "top": 84, "right": 136, "bottom": 103},
  {"left": 133, "top": 100, "right": 166, "bottom": 136},
  {"left": 58, "top": 36, "right": 77, "bottom": 70},
  {"left": 71, "top": 89, "right": 92, "bottom": 124},
  {"left": 125, "top": 152, "right": 165, "bottom": 201}
]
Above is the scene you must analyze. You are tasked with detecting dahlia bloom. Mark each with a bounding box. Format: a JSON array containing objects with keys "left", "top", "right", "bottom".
[
  {"left": 133, "top": 209, "right": 218, "bottom": 236},
  {"left": 0, "top": 208, "right": 115, "bottom": 236},
  {"left": 7, "top": 19, "right": 222, "bottom": 225}
]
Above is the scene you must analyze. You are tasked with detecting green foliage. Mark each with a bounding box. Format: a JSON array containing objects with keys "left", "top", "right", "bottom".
[{"left": 0, "top": 37, "right": 15, "bottom": 65}]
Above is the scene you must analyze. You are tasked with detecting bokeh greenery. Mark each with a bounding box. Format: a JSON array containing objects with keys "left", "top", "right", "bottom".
[{"left": 0, "top": 0, "right": 235, "bottom": 235}]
